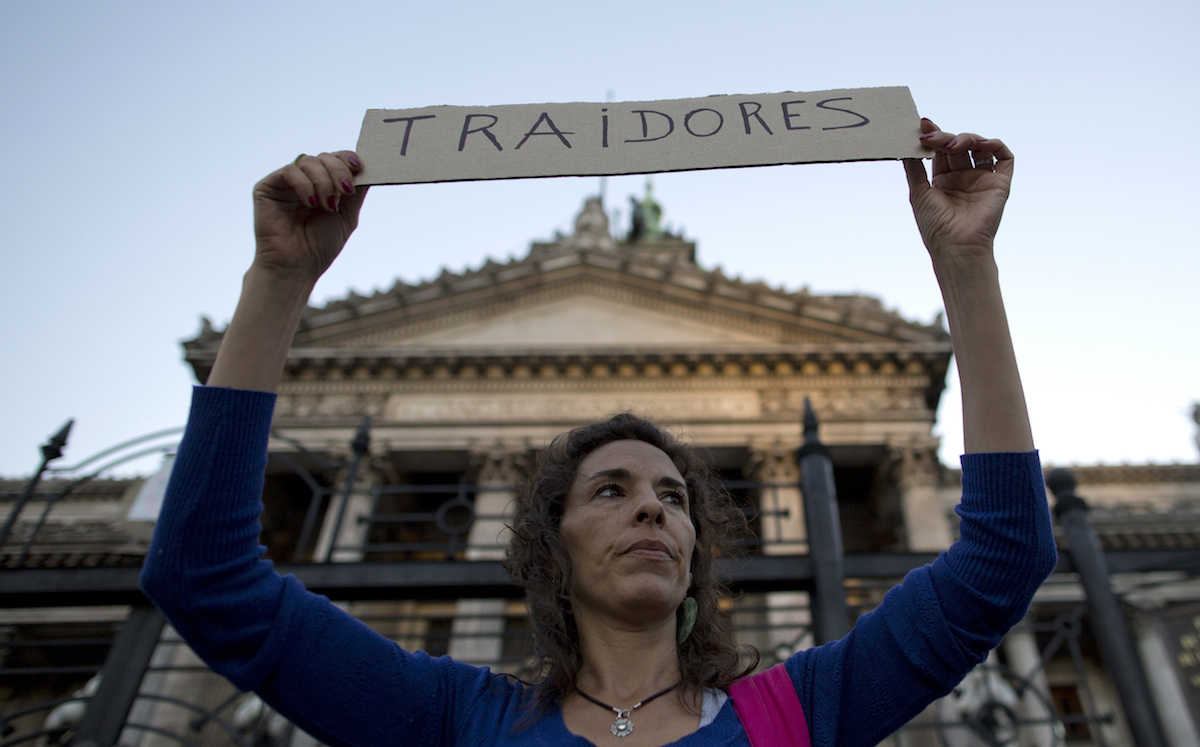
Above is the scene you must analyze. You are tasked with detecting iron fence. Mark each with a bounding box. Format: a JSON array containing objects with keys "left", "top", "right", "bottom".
[{"left": 3, "top": 413, "right": 1197, "bottom": 745}]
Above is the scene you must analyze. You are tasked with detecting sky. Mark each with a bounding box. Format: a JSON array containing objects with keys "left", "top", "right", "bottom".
[{"left": 2, "top": 0, "right": 1198, "bottom": 479}]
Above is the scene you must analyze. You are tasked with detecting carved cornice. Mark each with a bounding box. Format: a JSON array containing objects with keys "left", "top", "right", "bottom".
[
  {"left": 0, "top": 478, "right": 135, "bottom": 503},
  {"left": 267, "top": 344, "right": 942, "bottom": 378},
  {"left": 1, "top": 549, "right": 146, "bottom": 570},
  {"left": 262, "top": 347, "right": 946, "bottom": 426},
  {"left": 1084, "top": 503, "right": 1200, "bottom": 550},
  {"left": 1047, "top": 463, "right": 1200, "bottom": 485},
  {"left": 276, "top": 374, "right": 934, "bottom": 396},
  {"left": 1091, "top": 501, "right": 1200, "bottom": 521},
  {"left": 940, "top": 462, "right": 1200, "bottom": 487},
  {"left": 186, "top": 344, "right": 951, "bottom": 403},
  {"left": 1, "top": 519, "right": 148, "bottom": 570}
]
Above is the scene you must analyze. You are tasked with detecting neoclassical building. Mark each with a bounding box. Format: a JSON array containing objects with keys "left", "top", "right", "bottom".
[
  {"left": 184, "top": 194, "right": 956, "bottom": 556},
  {"left": 3, "top": 192, "right": 1199, "bottom": 745}
]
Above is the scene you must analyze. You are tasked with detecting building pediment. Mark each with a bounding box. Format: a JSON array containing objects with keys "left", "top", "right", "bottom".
[
  {"left": 373, "top": 293, "right": 777, "bottom": 348},
  {"left": 183, "top": 197, "right": 948, "bottom": 380},
  {"left": 310, "top": 269, "right": 871, "bottom": 351},
  {"left": 281, "top": 254, "right": 942, "bottom": 352}
]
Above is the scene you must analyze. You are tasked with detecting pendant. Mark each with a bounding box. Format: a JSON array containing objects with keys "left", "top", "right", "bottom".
[{"left": 610, "top": 709, "right": 634, "bottom": 738}]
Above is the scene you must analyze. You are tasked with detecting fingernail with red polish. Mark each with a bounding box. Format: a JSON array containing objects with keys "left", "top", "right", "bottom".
[
  {"left": 307, "top": 195, "right": 318, "bottom": 208},
  {"left": 348, "top": 155, "right": 362, "bottom": 169},
  {"left": 341, "top": 179, "right": 353, "bottom": 194},
  {"left": 327, "top": 195, "right": 337, "bottom": 210},
  {"left": 919, "top": 132, "right": 935, "bottom": 140}
]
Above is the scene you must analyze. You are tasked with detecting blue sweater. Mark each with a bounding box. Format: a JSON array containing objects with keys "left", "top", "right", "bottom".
[{"left": 140, "top": 387, "right": 1057, "bottom": 746}]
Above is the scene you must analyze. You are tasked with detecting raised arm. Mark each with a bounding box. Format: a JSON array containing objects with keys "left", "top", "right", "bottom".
[
  {"left": 207, "top": 150, "right": 367, "bottom": 392},
  {"left": 140, "top": 153, "right": 528, "bottom": 745},
  {"left": 903, "top": 117, "right": 1033, "bottom": 453},
  {"left": 789, "top": 122, "right": 1056, "bottom": 746}
]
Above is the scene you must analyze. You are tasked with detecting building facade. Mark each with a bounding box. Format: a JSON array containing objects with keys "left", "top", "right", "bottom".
[{"left": 3, "top": 194, "right": 1199, "bottom": 745}]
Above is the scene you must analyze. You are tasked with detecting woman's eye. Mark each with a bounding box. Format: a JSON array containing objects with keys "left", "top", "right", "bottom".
[
  {"left": 662, "top": 491, "right": 685, "bottom": 506},
  {"left": 596, "top": 484, "right": 623, "bottom": 498}
]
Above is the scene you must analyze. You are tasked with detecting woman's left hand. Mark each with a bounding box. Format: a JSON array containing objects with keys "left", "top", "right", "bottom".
[{"left": 903, "top": 118, "right": 1013, "bottom": 261}]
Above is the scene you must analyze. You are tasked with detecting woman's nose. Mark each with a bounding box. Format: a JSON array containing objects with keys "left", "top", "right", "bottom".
[{"left": 634, "top": 489, "right": 665, "bottom": 525}]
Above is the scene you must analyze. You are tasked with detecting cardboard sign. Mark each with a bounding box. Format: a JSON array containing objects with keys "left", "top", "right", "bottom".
[{"left": 355, "top": 87, "right": 924, "bottom": 185}]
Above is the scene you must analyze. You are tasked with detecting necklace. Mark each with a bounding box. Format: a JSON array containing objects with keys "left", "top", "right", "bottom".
[{"left": 574, "top": 680, "right": 681, "bottom": 738}]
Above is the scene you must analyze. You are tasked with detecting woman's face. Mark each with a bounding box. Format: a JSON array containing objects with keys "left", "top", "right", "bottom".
[{"left": 559, "top": 439, "right": 697, "bottom": 625}]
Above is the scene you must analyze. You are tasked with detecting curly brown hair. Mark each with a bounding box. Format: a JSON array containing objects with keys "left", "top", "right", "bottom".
[{"left": 503, "top": 413, "right": 757, "bottom": 722}]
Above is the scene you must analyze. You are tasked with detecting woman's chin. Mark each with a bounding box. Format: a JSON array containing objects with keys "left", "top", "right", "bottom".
[{"left": 600, "top": 580, "right": 686, "bottom": 622}]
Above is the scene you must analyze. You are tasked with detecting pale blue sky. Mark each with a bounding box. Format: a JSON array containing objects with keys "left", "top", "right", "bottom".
[{"left": 3, "top": 1, "right": 1197, "bottom": 477}]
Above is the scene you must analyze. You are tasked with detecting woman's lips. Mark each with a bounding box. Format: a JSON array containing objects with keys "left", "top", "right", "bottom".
[
  {"left": 624, "top": 540, "right": 672, "bottom": 560},
  {"left": 626, "top": 548, "right": 672, "bottom": 560}
]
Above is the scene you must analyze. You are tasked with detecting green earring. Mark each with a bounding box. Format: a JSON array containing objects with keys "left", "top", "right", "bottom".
[{"left": 676, "top": 596, "right": 698, "bottom": 644}]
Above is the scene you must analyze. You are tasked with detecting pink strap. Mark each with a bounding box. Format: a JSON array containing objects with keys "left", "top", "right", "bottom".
[{"left": 728, "top": 663, "right": 811, "bottom": 747}]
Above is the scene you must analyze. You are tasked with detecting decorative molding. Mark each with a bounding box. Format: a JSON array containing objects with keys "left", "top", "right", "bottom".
[
  {"left": 887, "top": 443, "right": 940, "bottom": 489},
  {"left": 471, "top": 449, "right": 528, "bottom": 487},
  {"left": 1047, "top": 463, "right": 1200, "bottom": 485},
  {"left": 262, "top": 345, "right": 948, "bottom": 426},
  {"left": 274, "top": 381, "right": 935, "bottom": 426},
  {"left": 1, "top": 519, "right": 147, "bottom": 570},
  {"left": 940, "top": 463, "right": 1200, "bottom": 487},
  {"left": 264, "top": 347, "right": 947, "bottom": 384},
  {"left": 746, "top": 445, "right": 801, "bottom": 482},
  {"left": 0, "top": 478, "right": 137, "bottom": 504},
  {"left": 380, "top": 390, "right": 762, "bottom": 423},
  {"left": 275, "top": 372, "right": 935, "bottom": 395},
  {"left": 278, "top": 392, "right": 389, "bottom": 420}
]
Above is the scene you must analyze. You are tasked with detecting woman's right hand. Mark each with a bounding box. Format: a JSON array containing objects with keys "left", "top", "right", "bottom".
[{"left": 251, "top": 151, "right": 368, "bottom": 283}]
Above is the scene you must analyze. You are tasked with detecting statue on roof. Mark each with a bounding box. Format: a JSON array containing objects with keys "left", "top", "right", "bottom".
[
  {"left": 627, "top": 179, "right": 664, "bottom": 242},
  {"left": 564, "top": 195, "right": 615, "bottom": 251},
  {"left": 1192, "top": 401, "right": 1199, "bottom": 458}
]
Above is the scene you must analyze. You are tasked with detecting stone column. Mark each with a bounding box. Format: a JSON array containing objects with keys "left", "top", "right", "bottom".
[
  {"left": 747, "top": 444, "right": 811, "bottom": 657},
  {"left": 1134, "top": 609, "right": 1200, "bottom": 746},
  {"left": 122, "top": 625, "right": 240, "bottom": 746},
  {"left": 447, "top": 449, "right": 522, "bottom": 666},
  {"left": 749, "top": 445, "right": 807, "bottom": 555},
  {"left": 130, "top": 453, "right": 381, "bottom": 746},
  {"left": 291, "top": 452, "right": 382, "bottom": 745},
  {"left": 1002, "top": 622, "right": 1056, "bottom": 747},
  {"left": 313, "top": 461, "right": 381, "bottom": 563},
  {"left": 889, "top": 442, "right": 951, "bottom": 551}
]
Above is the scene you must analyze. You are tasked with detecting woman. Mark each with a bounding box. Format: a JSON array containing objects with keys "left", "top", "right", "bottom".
[{"left": 139, "top": 117, "right": 1057, "bottom": 746}]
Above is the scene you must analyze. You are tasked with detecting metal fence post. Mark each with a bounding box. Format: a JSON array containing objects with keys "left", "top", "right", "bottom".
[
  {"left": 72, "top": 605, "right": 166, "bottom": 747},
  {"left": 796, "top": 397, "right": 850, "bottom": 644},
  {"left": 323, "top": 415, "right": 372, "bottom": 563},
  {"left": 1, "top": 419, "right": 73, "bottom": 547},
  {"left": 1046, "top": 467, "right": 1168, "bottom": 747}
]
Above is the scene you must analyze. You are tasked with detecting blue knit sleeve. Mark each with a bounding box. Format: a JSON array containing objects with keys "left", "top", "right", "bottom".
[
  {"left": 785, "top": 452, "right": 1057, "bottom": 747},
  {"left": 138, "top": 387, "right": 520, "bottom": 746},
  {"left": 248, "top": 579, "right": 521, "bottom": 746}
]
